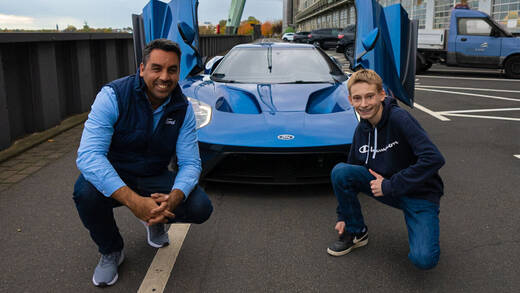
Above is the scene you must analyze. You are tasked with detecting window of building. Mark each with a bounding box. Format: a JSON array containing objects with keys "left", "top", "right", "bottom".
[
  {"left": 492, "top": 0, "right": 520, "bottom": 33},
  {"left": 434, "top": 0, "right": 479, "bottom": 29},
  {"left": 348, "top": 5, "right": 356, "bottom": 25},
  {"left": 434, "top": 0, "right": 453, "bottom": 29},
  {"left": 340, "top": 8, "right": 348, "bottom": 27},
  {"left": 377, "top": 0, "right": 426, "bottom": 29}
]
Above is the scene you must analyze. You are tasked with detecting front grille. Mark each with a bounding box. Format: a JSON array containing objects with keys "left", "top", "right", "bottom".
[{"left": 203, "top": 151, "right": 347, "bottom": 184}]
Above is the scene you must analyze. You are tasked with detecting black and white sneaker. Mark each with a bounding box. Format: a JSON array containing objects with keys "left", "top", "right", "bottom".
[{"left": 327, "top": 228, "right": 368, "bottom": 256}]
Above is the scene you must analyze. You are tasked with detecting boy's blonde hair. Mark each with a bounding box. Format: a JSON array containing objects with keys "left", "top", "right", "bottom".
[{"left": 347, "top": 69, "right": 383, "bottom": 94}]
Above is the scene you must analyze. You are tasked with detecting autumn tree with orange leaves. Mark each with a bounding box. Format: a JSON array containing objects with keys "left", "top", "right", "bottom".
[
  {"left": 261, "top": 21, "right": 273, "bottom": 37},
  {"left": 237, "top": 16, "right": 260, "bottom": 35}
]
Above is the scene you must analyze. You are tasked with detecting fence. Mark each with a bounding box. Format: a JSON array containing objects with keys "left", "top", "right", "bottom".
[{"left": 0, "top": 33, "right": 253, "bottom": 152}]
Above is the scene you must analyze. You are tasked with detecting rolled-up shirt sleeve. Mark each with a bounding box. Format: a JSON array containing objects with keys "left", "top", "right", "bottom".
[
  {"left": 76, "top": 86, "right": 125, "bottom": 197},
  {"left": 172, "top": 103, "right": 202, "bottom": 199}
]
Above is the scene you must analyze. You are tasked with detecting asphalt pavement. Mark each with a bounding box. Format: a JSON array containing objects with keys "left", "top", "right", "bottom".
[{"left": 1, "top": 51, "right": 519, "bottom": 292}]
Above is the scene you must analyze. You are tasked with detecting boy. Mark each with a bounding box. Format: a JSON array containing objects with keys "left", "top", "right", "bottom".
[{"left": 328, "top": 69, "right": 445, "bottom": 270}]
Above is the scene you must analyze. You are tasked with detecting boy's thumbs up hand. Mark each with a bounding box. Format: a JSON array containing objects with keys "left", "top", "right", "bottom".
[{"left": 369, "top": 169, "right": 384, "bottom": 197}]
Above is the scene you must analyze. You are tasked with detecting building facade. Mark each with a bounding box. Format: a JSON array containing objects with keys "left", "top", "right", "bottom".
[{"left": 288, "top": 0, "right": 520, "bottom": 33}]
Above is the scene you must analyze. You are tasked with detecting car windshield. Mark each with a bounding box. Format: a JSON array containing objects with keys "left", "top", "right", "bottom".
[{"left": 211, "top": 46, "right": 343, "bottom": 84}]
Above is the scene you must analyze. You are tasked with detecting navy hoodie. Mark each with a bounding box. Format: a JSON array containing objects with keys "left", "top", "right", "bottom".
[{"left": 348, "top": 97, "right": 445, "bottom": 203}]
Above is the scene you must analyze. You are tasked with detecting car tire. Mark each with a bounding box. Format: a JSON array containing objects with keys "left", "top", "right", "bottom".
[
  {"left": 344, "top": 45, "right": 354, "bottom": 60},
  {"left": 504, "top": 56, "right": 520, "bottom": 79},
  {"left": 416, "top": 55, "right": 427, "bottom": 74}
]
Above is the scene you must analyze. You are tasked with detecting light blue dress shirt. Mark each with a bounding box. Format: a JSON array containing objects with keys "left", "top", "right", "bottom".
[{"left": 76, "top": 86, "right": 201, "bottom": 199}]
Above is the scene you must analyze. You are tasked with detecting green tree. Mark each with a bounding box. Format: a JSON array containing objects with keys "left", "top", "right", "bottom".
[
  {"left": 283, "top": 27, "right": 295, "bottom": 33},
  {"left": 218, "top": 19, "right": 227, "bottom": 34},
  {"left": 83, "top": 21, "right": 89, "bottom": 30},
  {"left": 246, "top": 16, "right": 260, "bottom": 24},
  {"left": 63, "top": 25, "right": 77, "bottom": 32},
  {"left": 272, "top": 20, "right": 282, "bottom": 36}
]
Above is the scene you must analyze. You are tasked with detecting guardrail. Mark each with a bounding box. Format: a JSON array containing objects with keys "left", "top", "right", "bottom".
[{"left": 0, "top": 33, "right": 253, "bottom": 152}]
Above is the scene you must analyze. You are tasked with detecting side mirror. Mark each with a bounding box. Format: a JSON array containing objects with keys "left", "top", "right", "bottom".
[
  {"left": 205, "top": 56, "right": 224, "bottom": 75},
  {"left": 357, "top": 28, "right": 379, "bottom": 61},
  {"left": 178, "top": 21, "right": 202, "bottom": 72},
  {"left": 178, "top": 21, "right": 195, "bottom": 44}
]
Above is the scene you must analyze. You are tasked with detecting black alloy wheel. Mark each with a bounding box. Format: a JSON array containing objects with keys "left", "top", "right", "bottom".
[{"left": 504, "top": 56, "right": 520, "bottom": 79}]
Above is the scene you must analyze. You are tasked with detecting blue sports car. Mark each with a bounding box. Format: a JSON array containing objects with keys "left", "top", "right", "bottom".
[
  {"left": 184, "top": 42, "right": 357, "bottom": 183},
  {"left": 133, "top": 0, "right": 417, "bottom": 184}
]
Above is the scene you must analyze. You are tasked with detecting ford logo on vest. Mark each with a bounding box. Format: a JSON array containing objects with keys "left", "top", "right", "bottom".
[{"left": 277, "top": 134, "right": 295, "bottom": 140}]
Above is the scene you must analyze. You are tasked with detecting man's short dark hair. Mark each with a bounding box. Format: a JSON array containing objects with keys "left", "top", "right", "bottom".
[{"left": 142, "top": 39, "right": 182, "bottom": 66}]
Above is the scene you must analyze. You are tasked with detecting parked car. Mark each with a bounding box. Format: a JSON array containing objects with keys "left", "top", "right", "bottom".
[
  {"left": 292, "top": 31, "right": 310, "bottom": 43},
  {"left": 416, "top": 6, "right": 520, "bottom": 77},
  {"left": 183, "top": 43, "right": 354, "bottom": 183},
  {"left": 307, "top": 28, "right": 341, "bottom": 49},
  {"left": 336, "top": 24, "right": 356, "bottom": 60},
  {"left": 134, "top": 0, "right": 417, "bottom": 184},
  {"left": 281, "top": 32, "right": 295, "bottom": 41}
]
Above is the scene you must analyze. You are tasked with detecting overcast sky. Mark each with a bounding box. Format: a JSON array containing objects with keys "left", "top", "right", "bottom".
[{"left": 0, "top": 0, "right": 283, "bottom": 30}]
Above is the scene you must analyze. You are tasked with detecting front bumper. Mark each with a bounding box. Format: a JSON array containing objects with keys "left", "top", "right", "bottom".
[{"left": 199, "top": 143, "right": 349, "bottom": 185}]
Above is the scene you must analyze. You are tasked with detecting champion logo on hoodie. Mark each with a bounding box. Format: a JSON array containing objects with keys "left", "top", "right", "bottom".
[{"left": 359, "top": 141, "right": 399, "bottom": 154}]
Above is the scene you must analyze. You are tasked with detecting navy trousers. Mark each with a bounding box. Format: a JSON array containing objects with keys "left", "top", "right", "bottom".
[
  {"left": 331, "top": 163, "right": 440, "bottom": 270},
  {"left": 73, "top": 171, "right": 212, "bottom": 254}
]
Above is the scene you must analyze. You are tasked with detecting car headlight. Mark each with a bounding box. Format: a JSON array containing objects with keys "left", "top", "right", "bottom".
[{"left": 187, "top": 97, "right": 212, "bottom": 129}]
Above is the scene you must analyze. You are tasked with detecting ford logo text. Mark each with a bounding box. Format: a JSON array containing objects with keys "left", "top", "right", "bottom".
[{"left": 277, "top": 134, "right": 295, "bottom": 140}]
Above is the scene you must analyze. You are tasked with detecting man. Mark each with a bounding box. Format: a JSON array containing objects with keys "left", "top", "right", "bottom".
[
  {"left": 73, "top": 39, "right": 213, "bottom": 287},
  {"left": 327, "top": 69, "right": 445, "bottom": 270}
]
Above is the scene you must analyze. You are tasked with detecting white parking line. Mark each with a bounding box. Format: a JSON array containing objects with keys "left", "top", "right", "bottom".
[
  {"left": 421, "top": 68, "right": 500, "bottom": 74},
  {"left": 413, "top": 102, "right": 450, "bottom": 121},
  {"left": 417, "top": 85, "right": 520, "bottom": 93},
  {"left": 438, "top": 108, "right": 520, "bottom": 114},
  {"left": 138, "top": 224, "right": 191, "bottom": 293},
  {"left": 418, "top": 75, "right": 520, "bottom": 82},
  {"left": 514, "top": 155, "right": 520, "bottom": 159},
  {"left": 416, "top": 88, "right": 520, "bottom": 102},
  {"left": 440, "top": 113, "right": 520, "bottom": 121}
]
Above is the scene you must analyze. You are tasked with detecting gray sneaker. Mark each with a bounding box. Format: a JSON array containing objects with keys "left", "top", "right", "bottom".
[
  {"left": 92, "top": 250, "right": 124, "bottom": 287},
  {"left": 141, "top": 220, "right": 170, "bottom": 248}
]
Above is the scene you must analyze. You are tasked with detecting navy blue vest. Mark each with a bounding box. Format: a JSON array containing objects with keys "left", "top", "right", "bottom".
[{"left": 106, "top": 73, "right": 188, "bottom": 176}]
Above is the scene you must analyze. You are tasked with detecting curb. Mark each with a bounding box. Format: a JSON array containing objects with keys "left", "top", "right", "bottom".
[{"left": 0, "top": 112, "right": 88, "bottom": 163}]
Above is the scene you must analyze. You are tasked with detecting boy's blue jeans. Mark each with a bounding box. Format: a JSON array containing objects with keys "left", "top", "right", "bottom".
[
  {"left": 73, "top": 171, "right": 213, "bottom": 255},
  {"left": 331, "top": 163, "right": 440, "bottom": 270}
]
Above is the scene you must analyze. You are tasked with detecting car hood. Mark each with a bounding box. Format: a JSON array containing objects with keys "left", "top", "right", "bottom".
[{"left": 181, "top": 77, "right": 358, "bottom": 148}]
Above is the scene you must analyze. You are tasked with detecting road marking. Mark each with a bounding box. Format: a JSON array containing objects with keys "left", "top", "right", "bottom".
[
  {"left": 416, "top": 88, "right": 520, "bottom": 102},
  {"left": 438, "top": 108, "right": 520, "bottom": 114},
  {"left": 514, "top": 155, "right": 520, "bottom": 159},
  {"left": 417, "top": 85, "right": 520, "bottom": 93},
  {"left": 441, "top": 113, "right": 520, "bottom": 121},
  {"left": 421, "top": 68, "right": 500, "bottom": 73},
  {"left": 413, "top": 102, "right": 450, "bottom": 121},
  {"left": 418, "top": 75, "right": 520, "bottom": 82},
  {"left": 138, "top": 224, "right": 191, "bottom": 293}
]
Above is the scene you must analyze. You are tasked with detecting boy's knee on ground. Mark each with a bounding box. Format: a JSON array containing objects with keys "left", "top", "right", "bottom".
[{"left": 409, "top": 250, "right": 439, "bottom": 270}]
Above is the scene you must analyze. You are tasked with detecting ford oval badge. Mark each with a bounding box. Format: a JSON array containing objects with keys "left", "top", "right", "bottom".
[{"left": 277, "top": 134, "right": 295, "bottom": 140}]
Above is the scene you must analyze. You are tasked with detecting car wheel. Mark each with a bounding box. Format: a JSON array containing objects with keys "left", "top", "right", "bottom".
[
  {"left": 416, "top": 55, "right": 426, "bottom": 74},
  {"left": 283, "top": 38, "right": 287, "bottom": 41},
  {"left": 504, "top": 56, "right": 520, "bottom": 79},
  {"left": 344, "top": 45, "right": 354, "bottom": 59}
]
